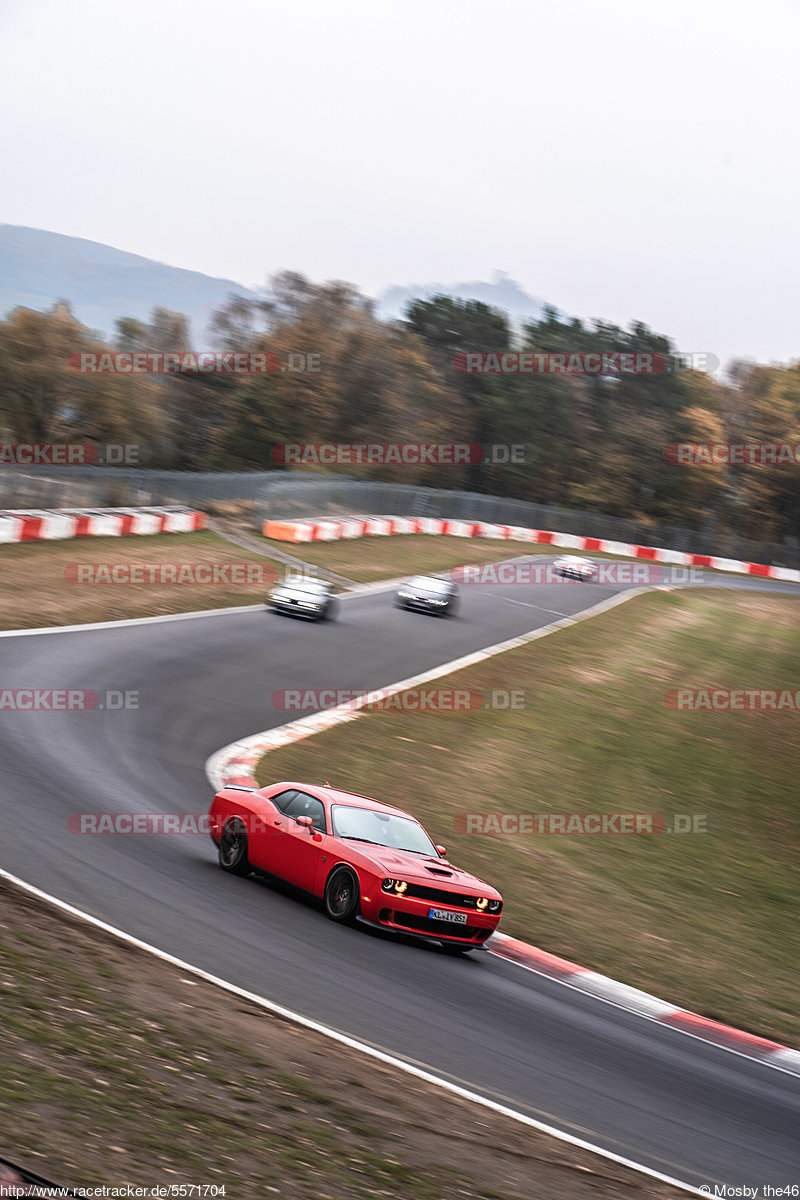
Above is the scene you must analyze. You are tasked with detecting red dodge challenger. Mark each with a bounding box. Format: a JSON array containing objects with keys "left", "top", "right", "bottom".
[{"left": 209, "top": 781, "right": 503, "bottom": 952}]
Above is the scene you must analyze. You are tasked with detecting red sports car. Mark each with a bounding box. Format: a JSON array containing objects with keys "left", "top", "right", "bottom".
[{"left": 209, "top": 781, "right": 503, "bottom": 952}]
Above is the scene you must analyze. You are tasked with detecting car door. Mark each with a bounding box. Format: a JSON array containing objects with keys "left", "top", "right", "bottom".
[
  {"left": 248, "top": 788, "right": 297, "bottom": 875},
  {"left": 275, "top": 791, "right": 327, "bottom": 893}
]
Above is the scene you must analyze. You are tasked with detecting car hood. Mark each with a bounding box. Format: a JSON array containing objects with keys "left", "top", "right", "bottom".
[
  {"left": 350, "top": 843, "right": 498, "bottom": 895},
  {"left": 272, "top": 587, "right": 328, "bottom": 598},
  {"left": 400, "top": 586, "right": 448, "bottom": 599}
]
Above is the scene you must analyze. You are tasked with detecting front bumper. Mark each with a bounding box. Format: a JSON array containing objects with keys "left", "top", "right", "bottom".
[
  {"left": 398, "top": 597, "right": 450, "bottom": 614},
  {"left": 270, "top": 598, "right": 325, "bottom": 618},
  {"left": 360, "top": 892, "right": 501, "bottom": 943}
]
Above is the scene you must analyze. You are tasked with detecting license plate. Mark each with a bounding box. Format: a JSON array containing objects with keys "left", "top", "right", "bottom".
[{"left": 429, "top": 907, "right": 467, "bottom": 924}]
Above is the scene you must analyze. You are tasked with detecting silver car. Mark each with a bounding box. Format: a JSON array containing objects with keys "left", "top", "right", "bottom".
[
  {"left": 551, "top": 555, "right": 598, "bottom": 582},
  {"left": 268, "top": 575, "right": 338, "bottom": 621}
]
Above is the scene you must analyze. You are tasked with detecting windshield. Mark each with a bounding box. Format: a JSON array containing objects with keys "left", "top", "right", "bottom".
[
  {"left": 331, "top": 805, "right": 437, "bottom": 856},
  {"left": 279, "top": 578, "right": 328, "bottom": 594},
  {"left": 408, "top": 576, "right": 448, "bottom": 592}
]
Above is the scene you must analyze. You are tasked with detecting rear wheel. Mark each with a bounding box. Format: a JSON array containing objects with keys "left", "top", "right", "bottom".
[
  {"left": 218, "top": 817, "right": 250, "bottom": 876},
  {"left": 324, "top": 867, "right": 360, "bottom": 923}
]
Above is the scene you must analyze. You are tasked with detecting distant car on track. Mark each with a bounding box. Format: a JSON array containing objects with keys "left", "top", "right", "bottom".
[
  {"left": 268, "top": 575, "right": 337, "bottom": 621},
  {"left": 209, "top": 781, "right": 503, "bottom": 951},
  {"left": 395, "top": 574, "right": 459, "bottom": 616},
  {"left": 552, "top": 555, "right": 597, "bottom": 582}
]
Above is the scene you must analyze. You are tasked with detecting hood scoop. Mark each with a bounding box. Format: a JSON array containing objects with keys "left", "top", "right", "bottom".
[{"left": 425, "top": 866, "right": 454, "bottom": 877}]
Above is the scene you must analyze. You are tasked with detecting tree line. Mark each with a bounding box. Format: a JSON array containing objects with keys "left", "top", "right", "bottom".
[{"left": 0, "top": 272, "right": 798, "bottom": 545}]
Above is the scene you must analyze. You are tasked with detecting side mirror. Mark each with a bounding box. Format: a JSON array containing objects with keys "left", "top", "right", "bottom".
[
  {"left": 435, "top": 844, "right": 447, "bottom": 858},
  {"left": 296, "top": 815, "right": 313, "bottom": 830}
]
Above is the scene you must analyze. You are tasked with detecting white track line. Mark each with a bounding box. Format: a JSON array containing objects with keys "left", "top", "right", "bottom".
[
  {"left": 488, "top": 941, "right": 800, "bottom": 1080},
  {"left": 0, "top": 866, "right": 706, "bottom": 1195}
]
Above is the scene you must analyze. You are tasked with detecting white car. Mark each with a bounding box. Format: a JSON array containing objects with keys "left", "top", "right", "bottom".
[
  {"left": 268, "top": 575, "right": 338, "bottom": 621},
  {"left": 552, "top": 555, "right": 597, "bottom": 582}
]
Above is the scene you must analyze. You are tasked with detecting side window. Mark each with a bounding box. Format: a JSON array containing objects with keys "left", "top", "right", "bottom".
[
  {"left": 284, "top": 792, "right": 327, "bottom": 834},
  {"left": 270, "top": 789, "right": 297, "bottom": 814}
]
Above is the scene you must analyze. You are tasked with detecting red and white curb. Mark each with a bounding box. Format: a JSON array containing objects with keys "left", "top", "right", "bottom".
[
  {"left": 0, "top": 506, "right": 206, "bottom": 542},
  {"left": 263, "top": 514, "right": 800, "bottom": 584},
  {"left": 488, "top": 933, "right": 800, "bottom": 1074},
  {"left": 206, "top": 587, "right": 800, "bottom": 1078}
]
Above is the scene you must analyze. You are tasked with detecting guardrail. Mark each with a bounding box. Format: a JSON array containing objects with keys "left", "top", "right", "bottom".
[
  {"left": 0, "top": 506, "right": 206, "bottom": 543},
  {"left": 256, "top": 477, "right": 800, "bottom": 570},
  {"left": 263, "top": 515, "right": 800, "bottom": 584},
  {"left": 0, "top": 466, "right": 795, "bottom": 569}
]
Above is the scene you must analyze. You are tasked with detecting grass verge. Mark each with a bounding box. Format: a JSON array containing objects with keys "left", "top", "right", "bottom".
[
  {"left": 0, "top": 531, "right": 277, "bottom": 630},
  {"left": 260, "top": 533, "right": 551, "bottom": 583},
  {"left": 0, "top": 879, "right": 682, "bottom": 1197},
  {"left": 255, "top": 588, "right": 800, "bottom": 1045}
]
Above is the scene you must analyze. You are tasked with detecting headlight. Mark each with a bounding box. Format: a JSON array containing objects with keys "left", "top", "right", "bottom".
[
  {"left": 476, "top": 897, "right": 488, "bottom": 910},
  {"left": 394, "top": 881, "right": 407, "bottom": 895},
  {"left": 487, "top": 899, "right": 502, "bottom": 913},
  {"left": 381, "top": 878, "right": 395, "bottom": 891}
]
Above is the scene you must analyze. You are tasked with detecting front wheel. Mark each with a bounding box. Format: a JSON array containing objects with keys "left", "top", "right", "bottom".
[
  {"left": 324, "top": 867, "right": 360, "bottom": 923},
  {"left": 218, "top": 817, "right": 250, "bottom": 876}
]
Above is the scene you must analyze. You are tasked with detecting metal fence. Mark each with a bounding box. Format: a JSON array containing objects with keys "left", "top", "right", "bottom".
[
  {"left": 255, "top": 476, "right": 800, "bottom": 569},
  {"left": 0, "top": 465, "right": 796, "bottom": 568},
  {"left": 0, "top": 466, "right": 310, "bottom": 509}
]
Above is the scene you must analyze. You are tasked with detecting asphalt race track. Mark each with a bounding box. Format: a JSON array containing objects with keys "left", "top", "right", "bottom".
[{"left": 2, "top": 561, "right": 799, "bottom": 1191}]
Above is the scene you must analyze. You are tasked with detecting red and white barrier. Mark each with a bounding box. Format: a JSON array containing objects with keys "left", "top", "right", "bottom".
[
  {"left": 0, "top": 514, "right": 24, "bottom": 543},
  {"left": 262, "top": 515, "right": 800, "bottom": 584},
  {"left": 0, "top": 506, "right": 206, "bottom": 543}
]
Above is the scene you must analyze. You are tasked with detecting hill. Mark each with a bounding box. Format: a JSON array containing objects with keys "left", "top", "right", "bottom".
[{"left": 0, "top": 224, "right": 259, "bottom": 342}]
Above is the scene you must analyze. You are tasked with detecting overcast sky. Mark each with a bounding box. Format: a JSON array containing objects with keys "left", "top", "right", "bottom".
[{"left": 2, "top": 0, "right": 798, "bottom": 367}]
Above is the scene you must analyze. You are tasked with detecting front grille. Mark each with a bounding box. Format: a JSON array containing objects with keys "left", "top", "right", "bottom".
[
  {"left": 404, "top": 883, "right": 478, "bottom": 908},
  {"left": 393, "top": 912, "right": 481, "bottom": 938}
]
